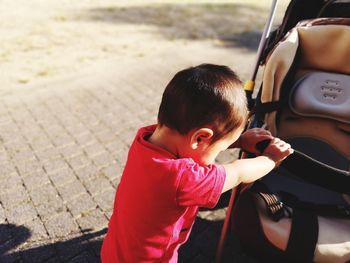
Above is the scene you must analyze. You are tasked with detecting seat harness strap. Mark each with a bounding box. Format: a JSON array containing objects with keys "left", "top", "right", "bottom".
[
  {"left": 253, "top": 182, "right": 350, "bottom": 220},
  {"left": 280, "top": 191, "right": 350, "bottom": 218},
  {"left": 285, "top": 209, "right": 319, "bottom": 263}
]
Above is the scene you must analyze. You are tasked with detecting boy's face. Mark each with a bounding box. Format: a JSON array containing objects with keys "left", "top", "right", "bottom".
[{"left": 191, "top": 126, "right": 244, "bottom": 166}]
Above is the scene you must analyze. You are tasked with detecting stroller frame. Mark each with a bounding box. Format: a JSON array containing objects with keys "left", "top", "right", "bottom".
[{"left": 216, "top": 0, "right": 350, "bottom": 262}]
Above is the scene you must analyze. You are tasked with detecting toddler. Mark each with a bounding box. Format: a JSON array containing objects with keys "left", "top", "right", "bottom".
[{"left": 101, "top": 64, "right": 293, "bottom": 262}]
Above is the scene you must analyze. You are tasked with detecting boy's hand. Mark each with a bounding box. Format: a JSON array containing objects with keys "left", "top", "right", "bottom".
[
  {"left": 239, "top": 128, "right": 273, "bottom": 154},
  {"left": 263, "top": 138, "right": 294, "bottom": 164}
]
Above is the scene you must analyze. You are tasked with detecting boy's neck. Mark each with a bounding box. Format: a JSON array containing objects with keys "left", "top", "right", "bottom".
[{"left": 148, "top": 125, "right": 183, "bottom": 157}]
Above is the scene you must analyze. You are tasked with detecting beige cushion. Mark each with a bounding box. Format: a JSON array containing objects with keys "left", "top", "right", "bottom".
[{"left": 261, "top": 19, "right": 350, "bottom": 135}]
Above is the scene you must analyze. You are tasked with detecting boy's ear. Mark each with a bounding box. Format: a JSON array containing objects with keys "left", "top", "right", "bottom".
[{"left": 190, "top": 128, "right": 214, "bottom": 149}]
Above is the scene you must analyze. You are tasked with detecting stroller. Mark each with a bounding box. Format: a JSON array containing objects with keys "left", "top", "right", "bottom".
[{"left": 217, "top": 0, "right": 350, "bottom": 262}]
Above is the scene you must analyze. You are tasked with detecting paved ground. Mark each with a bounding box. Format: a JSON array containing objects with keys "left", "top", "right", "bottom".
[
  {"left": 0, "top": 49, "right": 256, "bottom": 263},
  {"left": 0, "top": 1, "right": 288, "bottom": 262}
]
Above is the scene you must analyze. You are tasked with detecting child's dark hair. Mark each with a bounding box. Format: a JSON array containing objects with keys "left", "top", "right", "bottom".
[{"left": 158, "top": 64, "right": 248, "bottom": 142}]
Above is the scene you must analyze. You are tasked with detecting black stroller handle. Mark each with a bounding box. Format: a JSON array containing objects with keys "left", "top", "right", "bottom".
[{"left": 256, "top": 139, "right": 271, "bottom": 153}]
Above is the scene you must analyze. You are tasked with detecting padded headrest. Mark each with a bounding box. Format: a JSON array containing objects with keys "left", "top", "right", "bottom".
[
  {"left": 289, "top": 72, "right": 350, "bottom": 124},
  {"left": 261, "top": 18, "right": 350, "bottom": 135}
]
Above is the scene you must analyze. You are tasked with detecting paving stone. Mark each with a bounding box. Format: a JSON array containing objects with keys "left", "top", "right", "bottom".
[
  {"left": 104, "top": 209, "right": 113, "bottom": 220},
  {"left": 22, "top": 170, "right": 51, "bottom": 191},
  {"left": 198, "top": 209, "right": 227, "bottom": 221},
  {"left": 117, "top": 128, "right": 136, "bottom": 147},
  {"left": 64, "top": 123, "right": 88, "bottom": 138},
  {"left": 0, "top": 205, "right": 6, "bottom": 224},
  {"left": 10, "top": 109, "right": 32, "bottom": 123},
  {"left": 49, "top": 167, "right": 76, "bottom": 187},
  {"left": 67, "top": 250, "right": 99, "bottom": 263},
  {"left": 21, "top": 126, "right": 44, "bottom": 140},
  {"left": 55, "top": 234, "right": 90, "bottom": 262},
  {"left": 41, "top": 255, "right": 61, "bottom": 263},
  {"left": 5, "top": 202, "right": 38, "bottom": 225},
  {"left": 29, "top": 184, "right": 60, "bottom": 206},
  {"left": 101, "top": 164, "right": 121, "bottom": 182},
  {"left": 0, "top": 185, "right": 30, "bottom": 210},
  {"left": 45, "top": 124, "right": 66, "bottom": 138},
  {"left": 90, "top": 152, "right": 116, "bottom": 169},
  {"left": 22, "top": 217, "right": 49, "bottom": 242},
  {"left": 0, "top": 224, "right": 31, "bottom": 260},
  {"left": 0, "top": 125, "right": 14, "bottom": 141},
  {"left": 0, "top": 149, "right": 9, "bottom": 163},
  {"left": 66, "top": 192, "right": 97, "bottom": 218},
  {"left": 44, "top": 212, "right": 80, "bottom": 238},
  {"left": 19, "top": 242, "right": 57, "bottom": 263},
  {"left": 83, "top": 176, "right": 113, "bottom": 196},
  {"left": 89, "top": 122, "right": 109, "bottom": 134},
  {"left": 4, "top": 138, "right": 30, "bottom": 153},
  {"left": 93, "top": 189, "right": 115, "bottom": 211},
  {"left": 66, "top": 154, "right": 91, "bottom": 171},
  {"left": 74, "top": 164, "right": 99, "bottom": 182},
  {"left": 76, "top": 209, "right": 108, "bottom": 232},
  {"left": 30, "top": 185, "right": 66, "bottom": 221},
  {"left": 29, "top": 136, "right": 55, "bottom": 152},
  {"left": 56, "top": 179, "right": 86, "bottom": 201},
  {"left": 88, "top": 233, "right": 105, "bottom": 258},
  {"left": 80, "top": 115, "right": 100, "bottom": 128},
  {"left": 94, "top": 129, "right": 117, "bottom": 144},
  {"left": 0, "top": 171, "right": 22, "bottom": 192},
  {"left": 14, "top": 159, "right": 43, "bottom": 176},
  {"left": 74, "top": 132, "right": 99, "bottom": 147},
  {"left": 0, "top": 114, "right": 11, "bottom": 126},
  {"left": 112, "top": 146, "right": 128, "bottom": 166},
  {"left": 104, "top": 140, "right": 120, "bottom": 155},
  {"left": 27, "top": 104, "right": 51, "bottom": 118},
  {"left": 83, "top": 142, "right": 106, "bottom": 158},
  {"left": 43, "top": 159, "right": 69, "bottom": 174},
  {"left": 0, "top": 246, "right": 22, "bottom": 263},
  {"left": 11, "top": 150, "right": 37, "bottom": 163},
  {"left": 0, "top": 161, "right": 18, "bottom": 176},
  {"left": 196, "top": 225, "right": 223, "bottom": 260},
  {"left": 36, "top": 202, "right": 67, "bottom": 222},
  {"left": 0, "top": 223, "right": 13, "bottom": 244},
  {"left": 59, "top": 144, "right": 84, "bottom": 160},
  {"left": 51, "top": 134, "right": 75, "bottom": 148},
  {"left": 35, "top": 147, "right": 61, "bottom": 164}
]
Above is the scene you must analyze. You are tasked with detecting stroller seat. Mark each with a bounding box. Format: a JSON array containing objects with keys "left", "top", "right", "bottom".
[{"left": 230, "top": 18, "right": 350, "bottom": 263}]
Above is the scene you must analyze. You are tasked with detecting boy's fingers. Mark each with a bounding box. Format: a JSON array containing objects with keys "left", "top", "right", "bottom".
[
  {"left": 256, "top": 135, "right": 273, "bottom": 142},
  {"left": 281, "top": 145, "right": 294, "bottom": 158},
  {"left": 271, "top": 138, "right": 281, "bottom": 144},
  {"left": 279, "top": 142, "right": 290, "bottom": 148},
  {"left": 280, "top": 142, "right": 292, "bottom": 151},
  {"left": 258, "top": 129, "right": 272, "bottom": 136}
]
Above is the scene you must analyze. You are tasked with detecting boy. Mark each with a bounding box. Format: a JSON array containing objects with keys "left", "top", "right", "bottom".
[{"left": 101, "top": 64, "right": 293, "bottom": 262}]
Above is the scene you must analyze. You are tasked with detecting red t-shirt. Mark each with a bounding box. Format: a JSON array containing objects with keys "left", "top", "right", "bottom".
[{"left": 101, "top": 125, "right": 226, "bottom": 263}]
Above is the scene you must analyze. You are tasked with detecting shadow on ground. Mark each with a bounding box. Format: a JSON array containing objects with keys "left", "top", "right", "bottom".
[
  {"left": 1, "top": 193, "right": 258, "bottom": 263},
  {"left": 0, "top": 224, "right": 104, "bottom": 263},
  {"left": 0, "top": 220, "right": 257, "bottom": 263},
  {"left": 76, "top": 3, "right": 268, "bottom": 51}
]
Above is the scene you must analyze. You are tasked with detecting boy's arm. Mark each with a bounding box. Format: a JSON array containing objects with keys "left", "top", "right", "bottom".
[
  {"left": 221, "top": 138, "right": 293, "bottom": 193},
  {"left": 221, "top": 156, "right": 275, "bottom": 193}
]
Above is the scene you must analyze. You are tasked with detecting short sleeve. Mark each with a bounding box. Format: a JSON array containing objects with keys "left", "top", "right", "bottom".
[{"left": 176, "top": 161, "right": 226, "bottom": 208}]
